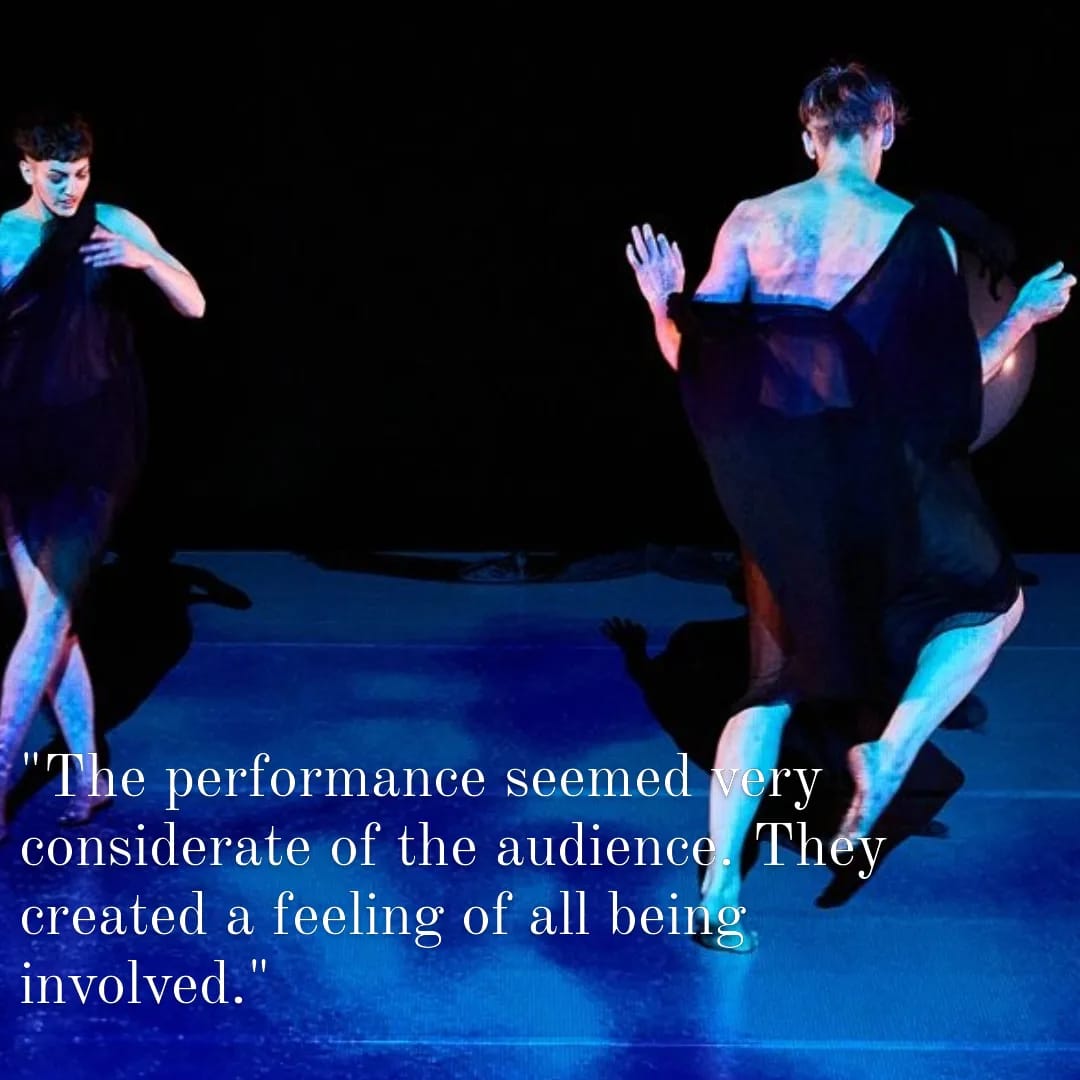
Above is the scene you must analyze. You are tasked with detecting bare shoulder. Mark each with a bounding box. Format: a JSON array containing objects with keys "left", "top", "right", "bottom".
[
  {"left": 97, "top": 203, "right": 157, "bottom": 240},
  {"left": 749, "top": 179, "right": 833, "bottom": 211},
  {"left": 874, "top": 188, "right": 916, "bottom": 217},
  {"left": 716, "top": 190, "right": 795, "bottom": 247},
  {"left": 874, "top": 192, "right": 958, "bottom": 266},
  {"left": 96, "top": 202, "right": 136, "bottom": 225},
  {"left": 0, "top": 208, "right": 41, "bottom": 252},
  {"left": 99, "top": 202, "right": 194, "bottom": 276},
  {"left": 733, "top": 184, "right": 817, "bottom": 248},
  {"left": 738, "top": 182, "right": 835, "bottom": 235},
  {"left": 872, "top": 189, "right": 955, "bottom": 261},
  {"left": 714, "top": 196, "right": 758, "bottom": 236},
  {"left": 0, "top": 207, "right": 31, "bottom": 234},
  {"left": 861, "top": 190, "right": 958, "bottom": 268},
  {"left": 735, "top": 186, "right": 798, "bottom": 225}
]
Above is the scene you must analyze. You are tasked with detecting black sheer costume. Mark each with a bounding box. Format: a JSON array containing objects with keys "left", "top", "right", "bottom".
[
  {"left": 670, "top": 200, "right": 1021, "bottom": 720},
  {"left": 0, "top": 199, "right": 146, "bottom": 605}
]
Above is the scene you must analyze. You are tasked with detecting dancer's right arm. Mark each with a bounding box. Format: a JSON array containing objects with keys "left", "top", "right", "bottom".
[
  {"left": 627, "top": 206, "right": 751, "bottom": 371},
  {"left": 626, "top": 223, "right": 685, "bottom": 370}
]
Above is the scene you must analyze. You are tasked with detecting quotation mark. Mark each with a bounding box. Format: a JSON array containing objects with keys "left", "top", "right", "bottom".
[
  {"left": 234, "top": 958, "right": 268, "bottom": 1005},
  {"left": 23, "top": 752, "right": 39, "bottom": 766}
]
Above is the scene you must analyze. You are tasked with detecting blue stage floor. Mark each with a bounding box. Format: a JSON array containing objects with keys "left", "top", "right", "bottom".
[{"left": 3, "top": 551, "right": 1078, "bottom": 1079}]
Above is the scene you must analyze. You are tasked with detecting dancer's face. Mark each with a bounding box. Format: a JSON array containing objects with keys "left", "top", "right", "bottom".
[{"left": 20, "top": 157, "right": 91, "bottom": 218}]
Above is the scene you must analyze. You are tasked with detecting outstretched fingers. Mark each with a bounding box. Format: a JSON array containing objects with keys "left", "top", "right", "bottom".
[
  {"left": 672, "top": 239, "right": 684, "bottom": 276},
  {"left": 628, "top": 223, "right": 677, "bottom": 266},
  {"left": 628, "top": 223, "right": 656, "bottom": 264}
]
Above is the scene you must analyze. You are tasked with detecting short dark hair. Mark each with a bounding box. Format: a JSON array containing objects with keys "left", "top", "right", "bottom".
[
  {"left": 14, "top": 109, "right": 94, "bottom": 162},
  {"left": 798, "top": 63, "right": 906, "bottom": 143}
]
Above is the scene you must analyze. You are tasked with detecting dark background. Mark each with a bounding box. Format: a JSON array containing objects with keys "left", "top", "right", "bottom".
[{"left": 4, "top": 14, "right": 1076, "bottom": 553}]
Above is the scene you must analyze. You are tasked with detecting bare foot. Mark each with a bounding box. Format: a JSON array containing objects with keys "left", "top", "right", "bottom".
[
  {"left": 58, "top": 793, "right": 114, "bottom": 828},
  {"left": 694, "top": 924, "right": 758, "bottom": 953},
  {"left": 837, "top": 741, "right": 905, "bottom": 841},
  {"left": 693, "top": 899, "right": 758, "bottom": 953}
]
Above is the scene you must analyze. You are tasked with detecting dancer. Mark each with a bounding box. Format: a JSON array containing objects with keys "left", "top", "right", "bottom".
[
  {"left": 0, "top": 109, "right": 205, "bottom": 839},
  {"left": 626, "top": 63, "right": 1073, "bottom": 949}
]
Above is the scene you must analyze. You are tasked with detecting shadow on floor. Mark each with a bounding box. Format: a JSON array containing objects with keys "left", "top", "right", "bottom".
[{"left": 601, "top": 613, "right": 987, "bottom": 908}]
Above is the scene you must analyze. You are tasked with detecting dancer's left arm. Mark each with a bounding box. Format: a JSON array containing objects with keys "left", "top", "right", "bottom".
[{"left": 81, "top": 204, "right": 206, "bottom": 318}]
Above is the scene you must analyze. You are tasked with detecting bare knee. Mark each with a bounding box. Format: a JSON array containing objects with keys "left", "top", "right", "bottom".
[
  {"left": 23, "top": 590, "right": 73, "bottom": 649},
  {"left": 721, "top": 701, "right": 792, "bottom": 742},
  {"left": 1005, "top": 588, "right": 1025, "bottom": 638},
  {"left": 985, "top": 588, "right": 1025, "bottom": 655}
]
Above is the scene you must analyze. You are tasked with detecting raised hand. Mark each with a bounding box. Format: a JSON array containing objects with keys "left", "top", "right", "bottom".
[
  {"left": 626, "top": 223, "right": 684, "bottom": 310},
  {"left": 80, "top": 225, "right": 152, "bottom": 271},
  {"left": 1013, "top": 261, "right": 1075, "bottom": 327},
  {"left": 600, "top": 616, "right": 648, "bottom": 650}
]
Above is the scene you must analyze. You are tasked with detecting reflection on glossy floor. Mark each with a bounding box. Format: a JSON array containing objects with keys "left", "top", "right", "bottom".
[{"left": 3, "top": 551, "right": 1078, "bottom": 1079}]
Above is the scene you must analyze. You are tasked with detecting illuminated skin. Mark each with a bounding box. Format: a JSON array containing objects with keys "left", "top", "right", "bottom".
[
  {"left": 0, "top": 153, "right": 206, "bottom": 841},
  {"left": 627, "top": 119, "right": 1074, "bottom": 947},
  {"left": 8, "top": 156, "right": 206, "bottom": 317}
]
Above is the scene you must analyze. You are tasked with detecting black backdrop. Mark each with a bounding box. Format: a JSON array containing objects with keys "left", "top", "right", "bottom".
[{"left": 4, "top": 14, "right": 1077, "bottom": 552}]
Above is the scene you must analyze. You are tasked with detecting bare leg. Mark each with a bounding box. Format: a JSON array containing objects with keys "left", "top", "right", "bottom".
[
  {"left": 697, "top": 701, "right": 792, "bottom": 952},
  {"left": 48, "top": 637, "right": 110, "bottom": 826},
  {"left": 0, "top": 599, "right": 75, "bottom": 840},
  {"left": 838, "top": 590, "right": 1025, "bottom": 841},
  {"left": 0, "top": 498, "right": 98, "bottom": 839}
]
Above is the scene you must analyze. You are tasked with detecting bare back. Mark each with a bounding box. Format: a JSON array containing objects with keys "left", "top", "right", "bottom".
[{"left": 694, "top": 180, "right": 955, "bottom": 307}]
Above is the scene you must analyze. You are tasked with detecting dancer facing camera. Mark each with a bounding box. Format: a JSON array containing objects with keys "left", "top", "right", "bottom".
[
  {"left": 627, "top": 63, "right": 1073, "bottom": 950},
  {"left": 0, "top": 109, "right": 205, "bottom": 840}
]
